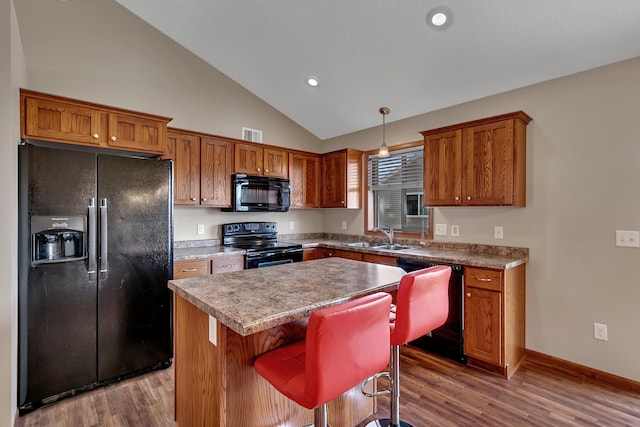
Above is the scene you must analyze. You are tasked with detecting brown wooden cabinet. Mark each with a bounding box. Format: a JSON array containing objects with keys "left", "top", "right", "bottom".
[
  {"left": 361, "top": 253, "right": 397, "bottom": 266},
  {"left": 464, "top": 264, "right": 526, "bottom": 378},
  {"left": 315, "top": 248, "right": 363, "bottom": 261},
  {"left": 201, "top": 137, "right": 234, "bottom": 207},
  {"left": 289, "top": 152, "right": 320, "bottom": 208},
  {"left": 234, "top": 142, "right": 288, "bottom": 178},
  {"left": 166, "top": 129, "right": 234, "bottom": 207},
  {"left": 174, "top": 255, "right": 244, "bottom": 279},
  {"left": 174, "top": 259, "right": 211, "bottom": 279},
  {"left": 421, "top": 111, "right": 531, "bottom": 207},
  {"left": 21, "top": 89, "right": 171, "bottom": 155},
  {"left": 320, "top": 149, "right": 363, "bottom": 208}
]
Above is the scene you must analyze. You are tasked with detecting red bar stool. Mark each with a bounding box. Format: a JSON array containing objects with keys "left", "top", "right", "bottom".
[
  {"left": 364, "top": 265, "right": 451, "bottom": 427},
  {"left": 254, "top": 292, "right": 393, "bottom": 427}
]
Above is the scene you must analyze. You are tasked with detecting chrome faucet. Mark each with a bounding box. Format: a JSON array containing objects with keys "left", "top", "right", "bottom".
[{"left": 373, "top": 225, "right": 394, "bottom": 245}]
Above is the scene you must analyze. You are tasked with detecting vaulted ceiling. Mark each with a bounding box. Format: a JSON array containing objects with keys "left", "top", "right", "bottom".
[{"left": 107, "top": 1, "right": 640, "bottom": 139}]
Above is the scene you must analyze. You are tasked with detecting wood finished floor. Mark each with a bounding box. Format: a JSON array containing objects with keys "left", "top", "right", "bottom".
[{"left": 17, "top": 345, "right": 640, "bottom": 427}]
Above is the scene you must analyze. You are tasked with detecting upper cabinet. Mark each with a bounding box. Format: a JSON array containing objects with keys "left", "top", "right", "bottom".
[
  {"left": 421, "top": 111, "right": 531, "bottom": 207},
  {"left": 289, "top": 152, "right": 320, "bottom": 209},
  {"left": 234, "top": 142, "right": 288, "bottom": 178},
  {"left": 21, "top": 89, "right": 171, "bottom": 156},
  {"left": 320, "top": 149, "right": 363, "bottom": 209},
  {"left": 165, "top": 129, "right": 234, "bottom": 207}
]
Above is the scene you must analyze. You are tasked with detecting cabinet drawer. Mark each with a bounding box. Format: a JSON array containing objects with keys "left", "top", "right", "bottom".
[
  {"left": 465, "top": 267, "right": 502, "bottom": 291},
  {"left": 362, "top": 253, "right": 397, "bottom": 266},
  {"left": 174, "top": 260, "right": 210, "bottom": 279},
  {"left": 211, "top": 255, "right": 244, "bottom": 274}
]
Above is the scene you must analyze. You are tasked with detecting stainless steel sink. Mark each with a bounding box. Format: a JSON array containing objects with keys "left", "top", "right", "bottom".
[
  {"left": 343, "top": 241, "right": 373, "bottom": 248},
  {"left": 371, "top": 244, "right": 413, "bottom": 251}
]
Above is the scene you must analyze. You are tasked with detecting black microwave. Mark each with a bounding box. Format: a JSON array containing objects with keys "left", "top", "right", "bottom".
[{"left": 222, "top": 174, "right": 291, "bottom": 212}]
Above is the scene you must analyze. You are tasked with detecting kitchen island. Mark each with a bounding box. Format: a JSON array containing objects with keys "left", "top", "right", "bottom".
[{"left": 168, "top": 257, "right": 406, "bottom": 427}]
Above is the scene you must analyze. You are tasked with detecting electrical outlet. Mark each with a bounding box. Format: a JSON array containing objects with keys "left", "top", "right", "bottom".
[
  {"left": 197, "top": 224, "right": 205, "bottom": 235},
  {"left": 594, "top": 323, "right": 608, "bottom": 341},
  {"left": 494, "top": 226, "right": 504, "bottom": 239},
  {"left": 289, "top": 221, "right": 295, "bottom": 230},
  {"left": 615, "top": 230, "right": 640, "bottom": 247},
  {"left": 435, "top": 224, "right": 447, "bottom": 236},
  {"left": 451, "top": 225, "right": 460, "bottom": 237},
  {"left": 341, "top": 221, "right": 347, "bottom": 230}
]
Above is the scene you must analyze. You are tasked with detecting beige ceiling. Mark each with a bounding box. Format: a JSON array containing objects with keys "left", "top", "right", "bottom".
[{"left": 31, "top": 1, "right": 640, "bottom": 140}]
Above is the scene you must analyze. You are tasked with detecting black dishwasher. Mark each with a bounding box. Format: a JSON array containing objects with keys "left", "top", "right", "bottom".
[{"left": 396, "top": 257, "right": 466, "bottom": 364}]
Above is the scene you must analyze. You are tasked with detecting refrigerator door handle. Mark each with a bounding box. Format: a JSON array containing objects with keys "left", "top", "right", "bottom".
[
  {"left": 99, "top": 198, "right": 108, "bottom": 279},
  {"left": 88, "top": 198, "right": 97, "bottom": 282}
]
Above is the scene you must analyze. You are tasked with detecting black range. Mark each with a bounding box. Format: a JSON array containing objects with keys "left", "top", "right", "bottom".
[{"left": 222, "top": 222, "right": 303, "bottom": 269}]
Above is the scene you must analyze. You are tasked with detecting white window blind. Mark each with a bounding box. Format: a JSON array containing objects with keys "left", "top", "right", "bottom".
[
  {"left": 368, "top": 147, "right": 423, "bottom": 190},
  {"left": 368, "top": 146, "right": 427, "bottom": 233}
]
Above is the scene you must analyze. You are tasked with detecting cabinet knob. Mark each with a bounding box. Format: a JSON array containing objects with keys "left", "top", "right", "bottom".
[
  {"left": 110, "top": 136, "right": 117, "bottom": 142},
  {"left": 455, "top": 196, "right": 460, "bottom": 201},
  {"left": 341, "top": 200, "right": 345, "bottom": 205},
  {"left": 466, "top": 292, "right": 471, "bottom": 298},
  {"left": 190, "top": 198, "right": 197, "bottom": 201},
  {"left": 265, "top": 169, "right": 269, "bottom": 173},
  {"left": 201, "top": 198, "right": 207, "bottom": 202},
  {"left": 257, "top": 168, "right": 261, "bottom": 172},
  {"left": 92, "top": 133, "right": 99, "bottom": 139},
  {"left": 466, "top": 196, "right": 471, "bottom": 201}
]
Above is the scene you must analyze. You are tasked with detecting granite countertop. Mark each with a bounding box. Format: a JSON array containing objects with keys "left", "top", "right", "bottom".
[
  {"left": 173, "top": 236, "right": 529, "bottom": 269},
  {"left": 168, "top": 257, "right": 405, "bottom": 336}
]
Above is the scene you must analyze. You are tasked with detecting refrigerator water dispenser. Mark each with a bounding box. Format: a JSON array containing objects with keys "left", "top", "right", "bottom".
[{"left": 31, "top": 215, "right": 86, "bottom": 265}]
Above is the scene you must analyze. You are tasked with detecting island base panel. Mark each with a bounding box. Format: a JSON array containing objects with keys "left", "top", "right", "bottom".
[{"left": 174, "top": 294, "right": 376, "bottom": 427}]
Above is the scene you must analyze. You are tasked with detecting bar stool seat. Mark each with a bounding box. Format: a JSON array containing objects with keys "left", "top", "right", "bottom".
[
  {"left": 255, "top": 292, "right": 393, "bottom": 427},
  {"left": 365, "top": 265, "right": 451, "bottom": 427}
]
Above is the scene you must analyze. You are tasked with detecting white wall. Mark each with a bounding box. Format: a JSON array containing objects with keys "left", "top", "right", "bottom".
[
  {"left": 1, "top": 0, "right": 27, "bottom": 425},
  {"left": 324, "top": 58, "right": 640, "bottom": 382}
]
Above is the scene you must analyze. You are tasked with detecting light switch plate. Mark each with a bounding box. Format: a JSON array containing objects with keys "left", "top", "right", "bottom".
[
  {"left": 451, "top": 225, "right": 460, "bottom": 237},
  {"left": 197, "top": 224, "right": 205, "bottom": 235},
  {"left": 616, "top": 230, "right": 640, "bottom": 247},
  {"left": 494, "top": 226, "right": 504, "bottom": 239},
  {"left": 435, "top": 224, "right": 447, "bottom": 236}
]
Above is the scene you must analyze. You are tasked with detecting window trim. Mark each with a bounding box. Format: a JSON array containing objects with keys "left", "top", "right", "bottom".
[{"left": 364, "top": 140, "right": 433, "bottom": 240}]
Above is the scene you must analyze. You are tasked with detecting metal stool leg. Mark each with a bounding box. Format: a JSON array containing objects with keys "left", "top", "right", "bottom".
[
  {"left": 313, "top": 403, "right": 328, "bottom": 427},
  {"left": 377, "top": 345, "right": 413, "bottom": 427}
]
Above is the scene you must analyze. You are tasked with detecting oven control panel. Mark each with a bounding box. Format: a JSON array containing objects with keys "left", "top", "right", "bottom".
[{"left": 222, "top": 222, "right": 278, "bottom": 237}]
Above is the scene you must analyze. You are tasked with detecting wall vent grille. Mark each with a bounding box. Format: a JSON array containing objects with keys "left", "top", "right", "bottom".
[{"left": 242, "top": 127, "right": 263, "bottom": 143}]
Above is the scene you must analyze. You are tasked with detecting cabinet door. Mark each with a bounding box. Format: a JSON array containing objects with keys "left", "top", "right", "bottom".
[
  {"left": 464, "top": 285, "right": 502, "bottom": 365},
  {"left": 201, "top": 137, "right": 233, "bottom": 207},
  {"left": 424, "top": 129, "right": 462, "bottom": 206},
  {"left": 24, "top": 97, "right": 103, "bottom": 146},
  {"left": 289, "top": 153, "right": 320, "bottom": 208},
  {"left": 462, "top": 119, "right": 514, "bottom": 205},
  {"left": 168, "top": 132, "right": 201, "bottom": 205},
  {"left": 263, "top": 147, "right": 289, "bottom": 178},
  {"left": 107, "top": 113, "right": 167, "bottom": 155},
  {"left": 320, "top": 152, "right": 346, "bottom": 207},
  {"left": 234, "top": 143, "right": 263, "bottom": 175}
]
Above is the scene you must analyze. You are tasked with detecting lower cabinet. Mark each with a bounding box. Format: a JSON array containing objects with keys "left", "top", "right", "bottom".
[
  {"left": 316, "top": 248, "right": 363, "bottom": 261},
  {"left": 361, "top": 253, "right": 397, "bottom": 266},
  {"left": 174, "top": 255, "right": 244, "bottom": 279},
  {"left": 463, "top": 264, "right": 526, "bottom": 378}
]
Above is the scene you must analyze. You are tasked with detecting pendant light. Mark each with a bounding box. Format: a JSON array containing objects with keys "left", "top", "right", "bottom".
[{"left": 378, "top": 107, "right": 390, "bottom": 158}]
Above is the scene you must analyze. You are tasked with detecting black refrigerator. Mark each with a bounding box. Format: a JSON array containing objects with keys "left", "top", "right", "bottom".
[{"left": 18, "top": 142, "right": 173, "bottom": 413}]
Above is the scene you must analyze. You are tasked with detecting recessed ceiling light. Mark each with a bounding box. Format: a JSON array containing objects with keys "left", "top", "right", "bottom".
[
  {"left": 427, "top": 8, "right": 452, "bottom": 29},
  {"left": 306, "top": 76, "right": 319, "bottom": 87}
]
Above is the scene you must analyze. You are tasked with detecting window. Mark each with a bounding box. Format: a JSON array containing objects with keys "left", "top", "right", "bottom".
[{"left": 367, "top": 144, "right": 432, "bottom": 238}]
